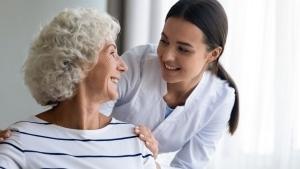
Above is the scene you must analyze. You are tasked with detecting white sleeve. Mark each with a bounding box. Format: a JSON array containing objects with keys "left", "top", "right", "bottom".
[
  {"left": 100, "top": 45, "right": 153, "bottom": 116},
  {"left": 0, "top": 139, "right": 25, "bottom": 168},
  {"left": 99, "top": 100, "right": 116, "bottom": 116},
  {"left": 169, "top": 90, "right": 235, "bottom": 169},
  {"left": 117, "top": 45, "right": 149, "bottom": 101},
  {"left": 109, "top": 44, "right": 157, "bottom": 116}
]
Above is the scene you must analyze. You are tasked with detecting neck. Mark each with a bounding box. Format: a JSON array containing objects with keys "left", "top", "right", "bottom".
[
  {"left": 164, "top": 71, "right": 204, "bottom": 108},
  {"left": 37, "top": 85, "right": 111, "bottom": 130}
]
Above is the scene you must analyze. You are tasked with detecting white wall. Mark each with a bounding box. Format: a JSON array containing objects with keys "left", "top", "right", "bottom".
[{"left": 0, "top": 0, "right": 107, "bottom": 128}]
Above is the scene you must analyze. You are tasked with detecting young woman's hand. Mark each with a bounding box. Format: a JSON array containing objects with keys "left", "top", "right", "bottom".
[
  {"left": 0, "top": 129, "right": 11, "bottom": 141},
  {"left": 134, "top": 125, "right": 159, "bottom": 159}
]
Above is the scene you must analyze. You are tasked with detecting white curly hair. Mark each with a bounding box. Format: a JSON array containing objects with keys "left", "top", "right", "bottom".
[{"left": 23, "top": 8, "right": 120, "bottom": 106}]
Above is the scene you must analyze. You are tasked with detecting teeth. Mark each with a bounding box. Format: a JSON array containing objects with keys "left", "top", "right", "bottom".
[
  {"left": 165, "top": 64, "right": 178, "bottom": 70},
  {"left": 111, "top": 77, "right": 119, "bottom": 84}
]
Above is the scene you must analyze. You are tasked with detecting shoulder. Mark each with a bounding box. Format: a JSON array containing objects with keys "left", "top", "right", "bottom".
[
  {"left": 109, "top": 118, "right": 148, "bottom": 145},
  {"left": 196, "top": 71, "right": 235, "bottom": 122},
  {"left": 0, "top": 116, "right": 41, "bottom": 162},
  {"left": 205, "top": 71, "right": 235, "bottom": 104},
  {"left": 205, "top": 71, "right": 235, "bottom": 123},
  {"left": 109, "top": 118, "right": 152, "bottom": 153},
  {"left": 108, "top": 118, "right": 136, "bottom": 134},
  {"left": 110, "top": 118, "right": 134, "bottom": 126},
  {"left": 8, "top": 116, "right": 49, "bottom": 131}
]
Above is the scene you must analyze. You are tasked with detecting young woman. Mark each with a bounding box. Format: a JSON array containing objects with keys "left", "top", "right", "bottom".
[
  {"left": 1, "top": 0, "right": 239, "bottom": 168},
  {"left": 102, "top": 0, "right": 239, "bottom": 168}
]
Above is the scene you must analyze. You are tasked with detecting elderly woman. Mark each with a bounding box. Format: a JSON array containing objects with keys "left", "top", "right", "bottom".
[{"left": 0, "top": 8, "right": 156, "bottom": 169}]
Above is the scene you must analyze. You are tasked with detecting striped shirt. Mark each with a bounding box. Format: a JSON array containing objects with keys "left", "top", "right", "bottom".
[{"left": 0, "top": 116, "right": 155, "bottom": 169}]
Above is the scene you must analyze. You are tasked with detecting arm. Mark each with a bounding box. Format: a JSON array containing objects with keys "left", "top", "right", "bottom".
[
  {"left": 100, "top": 45, "right": 148, "bottom": 115},
  {"left": 99, "top": 45, "right": 152, "bottom": 115}
]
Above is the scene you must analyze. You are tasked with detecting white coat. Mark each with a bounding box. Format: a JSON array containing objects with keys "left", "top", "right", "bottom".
[{"left": 101, "top": 44, "right": 235, "bottom": 169}]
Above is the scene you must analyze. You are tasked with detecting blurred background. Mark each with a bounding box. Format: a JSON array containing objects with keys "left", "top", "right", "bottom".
[{"left": 0, "top": 0, "right": 299, "bottom": 168}]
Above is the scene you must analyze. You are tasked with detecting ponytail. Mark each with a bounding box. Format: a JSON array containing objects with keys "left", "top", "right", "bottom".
[{"left": 216, "top": 64, "right": 239, "bottom": 134}]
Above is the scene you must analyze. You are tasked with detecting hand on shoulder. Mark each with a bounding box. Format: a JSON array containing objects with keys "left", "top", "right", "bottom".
[{"left": 0, "top": 129, "right": 11, "bottom": 141}]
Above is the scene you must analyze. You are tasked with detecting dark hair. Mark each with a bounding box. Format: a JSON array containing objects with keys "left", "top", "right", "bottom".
[{"left": 166, "top": 0, "right": 239, "bottom": 134}]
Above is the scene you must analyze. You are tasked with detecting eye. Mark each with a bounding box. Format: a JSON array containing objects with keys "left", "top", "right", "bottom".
[
  {"left": 110, "top": 51, "right": 117, "bottom": 58},
  {"left": 177, "top": 46, "right": 190, "bottom": 53},
  {"left": 159, "top": 38, "right": 169, "bottom": 45}
]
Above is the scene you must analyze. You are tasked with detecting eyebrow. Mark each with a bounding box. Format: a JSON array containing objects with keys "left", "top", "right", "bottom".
[
  {"left": 109, "top": 43, "right": 117, "bottom": 49},
  {"left": 161, "top": 32, "right": 194, "bottom": 48}
]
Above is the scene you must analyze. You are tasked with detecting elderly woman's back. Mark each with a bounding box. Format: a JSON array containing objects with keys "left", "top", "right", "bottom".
[{"left": 0, "top": 8, "right": 155, "bottom": 169}]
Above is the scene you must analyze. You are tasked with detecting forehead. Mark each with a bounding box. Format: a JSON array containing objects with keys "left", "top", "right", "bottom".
[
  {"left": 103, "top": 42, "right": 117, "bottom": 50},
  {"left": 163, "top": 17, "right": 205, "bottom": 44}
]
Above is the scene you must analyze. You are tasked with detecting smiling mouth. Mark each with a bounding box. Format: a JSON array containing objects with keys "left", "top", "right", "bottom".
[
  {"left": 110, "top": 77, "right": 119, "bottom": 84},
  {"left": 164, "top": 64, "right": 180, "bottom": 71}
]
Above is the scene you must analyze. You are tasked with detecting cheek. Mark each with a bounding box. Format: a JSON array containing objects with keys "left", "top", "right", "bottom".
[
  {"left": 157, "top": 45, "right": 164, "bottom": 59},
  {"left": 184, "top": 58, "right": 206, "bottom": 74}
]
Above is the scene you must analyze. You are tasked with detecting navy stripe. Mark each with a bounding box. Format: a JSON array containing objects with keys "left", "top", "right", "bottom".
[
  {"left": 11, "top": 130, "right": 138, "bottom": 142},
  {"left": 0, "top": 142, "right": 152, "bottom": 159},
  {"left": 0, "top": 167, "right": 6, "bottom": 169},
  {"left": 109, "top": 122, "right": 128, "bottom": 125},
  {"left": 142, "top": 154, "right": 153, "bottom": 158},
  {"left": 0, "top": 142, "right": 23, "bottom": 152},
  {"left": 23, "top": 151, "right": 152, "bottom": 158},
  {"left": 14, "top": 121, "right": 51, "bottom": 125}
]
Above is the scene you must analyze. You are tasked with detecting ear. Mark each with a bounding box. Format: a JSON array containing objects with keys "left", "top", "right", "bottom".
[{"left": 207, "top": 47, "right": 222, "bottom": 63}]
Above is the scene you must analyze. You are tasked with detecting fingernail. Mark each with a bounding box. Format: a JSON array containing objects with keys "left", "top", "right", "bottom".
[
  {"left": 140, "top": 134, "right": 145, "bottom": 138},
  {"left": 135, "top": 128, "right": 140, "bottom": 133},
  {"left": 146, "top": 141, "right": 150, "bottom": 146}
]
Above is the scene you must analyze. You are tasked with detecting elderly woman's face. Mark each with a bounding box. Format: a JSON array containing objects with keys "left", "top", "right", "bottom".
[{"left": 84, "top": 43, "right": 128, "bottom": 101}]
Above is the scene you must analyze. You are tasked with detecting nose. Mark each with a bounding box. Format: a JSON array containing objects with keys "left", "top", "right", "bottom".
[
  {"left": 117, "top": 56, "right": 128, "bottom": 72},
  {"left": 159, "top": 46, "right": 175, "bottom": 62}
]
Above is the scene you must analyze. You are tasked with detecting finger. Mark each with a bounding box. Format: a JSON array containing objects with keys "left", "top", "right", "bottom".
[
  {"left": 134, "top": 126, "right": 140, "bottom": 134},
  {"left": 134, "top": 127, "right": 150, "bottom": 143},
  {"left": 0, "top": 130, "right": 6, "bottom": 138},
  {"left": 4, "top": 130, "right": 11, "bottom": 138},
  {"left": 139, "top": 134, "right": 147, "bottom": 141},
  {"left": 135, "top": 126, "right": 151, "bottom": 140},
  {"left": 0, "top": 130, "right": 11, "bottom": 138},
  {"left": 137, "top": 125, "right": 151, "bottom": 138},
  {"left": 137, "top": 126, "right": 157, "bottom": 147},
  {"left": 145, "top": 142, "right": 158, "bottom": 158},
  {"left": 134, "top": 125, "right": 159, "bottom": 157},
  {"left": 138, "top": 132, "right": 152, "bottom": 144}
]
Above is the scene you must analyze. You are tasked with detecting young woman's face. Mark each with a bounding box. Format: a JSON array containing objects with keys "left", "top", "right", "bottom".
[
  {"left": 157, "top": 17, "right": 215, "bottom": 85},
  {"left": 85, "top": 43, "right": 128, "bottom": 101}
]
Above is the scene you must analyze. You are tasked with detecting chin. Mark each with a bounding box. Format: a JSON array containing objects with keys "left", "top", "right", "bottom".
[
  {"left": 109, "top": 92, "right": 119, "bottom": 101},
  {"left": 162, "top": 75, "right": 179, "bottom": 83}
]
